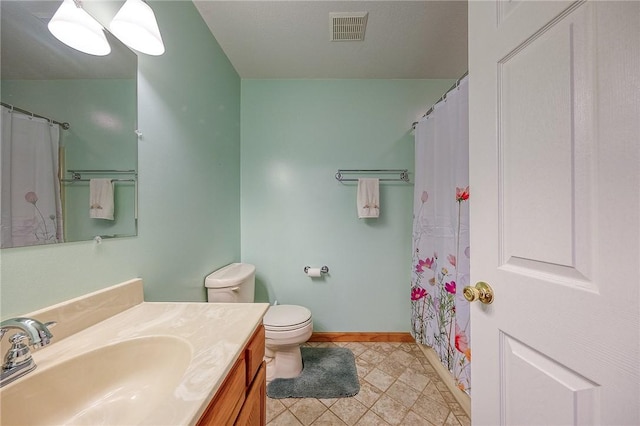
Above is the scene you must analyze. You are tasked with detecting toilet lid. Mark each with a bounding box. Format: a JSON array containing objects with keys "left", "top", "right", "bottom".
[{"left": 263, "top": 305, "right": 312, "bottom": 330}]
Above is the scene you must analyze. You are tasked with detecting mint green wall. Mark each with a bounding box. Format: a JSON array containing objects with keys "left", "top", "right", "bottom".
[
  {"left": 0, "top": 1, "right": 240, "bottom": 317},
  {"left": 240, "top": 80, "right": 454, "bottom": 332},
  {"left": 1, "top": 79, "right": 137, "bottom": 241}
]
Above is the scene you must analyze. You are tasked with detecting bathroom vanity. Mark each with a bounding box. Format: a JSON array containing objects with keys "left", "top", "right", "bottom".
[
  {"left": 0, "top": 279, "right": 269, "bottom": 425},
  {"left": 197, "top": 324, "right": 266, "bottom": 425}
]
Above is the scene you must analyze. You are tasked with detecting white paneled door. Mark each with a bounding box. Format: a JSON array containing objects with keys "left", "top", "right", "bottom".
[{"left": 469, "top": 1, "right": 639, "bottom": 425}]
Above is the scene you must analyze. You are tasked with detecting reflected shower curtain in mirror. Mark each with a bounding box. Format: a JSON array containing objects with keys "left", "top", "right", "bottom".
[
  {"left": 1, "top": 106, "right": 63, "bottom": 248},
  {"left": 411, "top": 76, "right": 470, "bottom": 393}
]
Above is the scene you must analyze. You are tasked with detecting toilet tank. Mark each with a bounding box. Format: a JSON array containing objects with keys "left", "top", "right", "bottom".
[{"left": 205, "top": 263, "right": 255, "bottom": 303}]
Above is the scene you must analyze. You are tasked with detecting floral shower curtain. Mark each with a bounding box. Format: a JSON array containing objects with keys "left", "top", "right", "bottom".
[
  {"left": 1, "top": 106, "right": 63, "bottom": 248},
  {"left": 411, "top": 76, "right": 470, "bottom": 394}
]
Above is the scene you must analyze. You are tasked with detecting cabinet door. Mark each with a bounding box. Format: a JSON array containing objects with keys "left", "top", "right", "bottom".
[
  {"left": 245, "top": 325, "right": 265, "bottom": 386},
  {"left": 235, "top": 362, "right": 266, "bottom": 426},
  {"left": 197, "top": 356, "right": 247, "bottom": 426}
]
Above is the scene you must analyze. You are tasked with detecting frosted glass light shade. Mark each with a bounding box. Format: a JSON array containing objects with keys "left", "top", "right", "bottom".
[
  {"left": 48, "top": 0, "right": 111, "bottom": 56},
  {"left": 110, "top": 0, "right": 165, "bottom": 56}
]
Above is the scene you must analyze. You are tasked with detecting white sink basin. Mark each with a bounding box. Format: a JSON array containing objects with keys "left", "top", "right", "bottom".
[{"left": 0, "top": 335, "right": 192, "bottom": 426}]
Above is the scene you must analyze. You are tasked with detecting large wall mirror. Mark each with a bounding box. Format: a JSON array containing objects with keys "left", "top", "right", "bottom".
[{"left": 1, "top": 1, "right": 138, "bottom": 248}]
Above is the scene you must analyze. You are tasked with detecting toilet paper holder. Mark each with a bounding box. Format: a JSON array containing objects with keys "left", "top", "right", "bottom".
[{"left": 304, "top": 266, "right": 329, "bottom": 274}]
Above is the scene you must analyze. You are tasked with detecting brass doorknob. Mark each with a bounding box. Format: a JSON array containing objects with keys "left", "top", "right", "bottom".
[{"left": 463, "top": 282, "right": 494, "bottom": 304}]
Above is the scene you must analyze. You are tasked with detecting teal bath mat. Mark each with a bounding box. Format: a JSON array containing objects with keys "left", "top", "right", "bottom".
[{"left": 266, "top": 347, "right": 360, "bottom": 399}]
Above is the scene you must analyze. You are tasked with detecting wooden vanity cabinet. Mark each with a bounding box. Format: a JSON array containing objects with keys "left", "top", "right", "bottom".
[{"left": 197, "top": 324, "right": 266, "bottom": 426}]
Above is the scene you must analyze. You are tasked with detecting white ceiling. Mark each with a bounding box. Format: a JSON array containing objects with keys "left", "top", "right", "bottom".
[{"left": 193, "top": 1, "right": 468, "bottom": 79}]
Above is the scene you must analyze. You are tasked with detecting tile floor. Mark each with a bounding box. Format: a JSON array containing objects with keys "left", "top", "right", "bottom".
[{"left": 266, "top": 341, "right": 471, "bottom": 426}]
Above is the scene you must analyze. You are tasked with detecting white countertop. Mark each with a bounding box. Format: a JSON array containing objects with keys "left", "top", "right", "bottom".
[{"left": 29, "top": 301, "right": 269, "bottom": 425}]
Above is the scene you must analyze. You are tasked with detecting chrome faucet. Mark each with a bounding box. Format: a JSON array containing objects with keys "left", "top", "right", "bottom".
[{"left": 0, "top": 317, "right": 55, "bottom": 387}]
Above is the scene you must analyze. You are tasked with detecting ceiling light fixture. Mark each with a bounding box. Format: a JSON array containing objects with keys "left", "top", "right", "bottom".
[
  {"left": 110, "top": 0, "right": 165, "bottom": 56},
  {"left": 47, "top": 0, "right": 111, "bottom": 56}
]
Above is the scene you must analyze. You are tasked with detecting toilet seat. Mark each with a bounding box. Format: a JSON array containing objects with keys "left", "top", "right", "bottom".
[{"left": 264, "top": 305, "right": 312, "bottom": 332}]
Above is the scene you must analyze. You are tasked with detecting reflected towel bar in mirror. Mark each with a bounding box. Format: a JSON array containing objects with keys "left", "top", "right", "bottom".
[
  {"left": 63, "top": 169, "right": 138, "bottom": 182},
  {"left": 60, "top": 169, "right": 138, "bottom": 182},
  {"left": 61, "top": 178, "right": 136, "bottom": 183}
]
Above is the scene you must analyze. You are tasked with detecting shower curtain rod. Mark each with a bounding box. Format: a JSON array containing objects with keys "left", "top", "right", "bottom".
[
  {"left": 411, "top": 70, "right": 468, "bottom": 130},
  {"left": 1, "top": 102, "right": 70, "bottom": 130}
]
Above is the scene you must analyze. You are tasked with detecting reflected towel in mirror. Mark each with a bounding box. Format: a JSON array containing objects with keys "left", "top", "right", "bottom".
[{"left": 89, "top": 179, "right": 114, "bottom": 220}]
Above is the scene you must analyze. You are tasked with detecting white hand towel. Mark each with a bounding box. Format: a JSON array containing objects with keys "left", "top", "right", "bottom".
[
  {"left": 357, "top": 178, "right": 380, "bottom": 218},
  {"left": 89, "top": 179, "right": 114, "bottom": 220}
]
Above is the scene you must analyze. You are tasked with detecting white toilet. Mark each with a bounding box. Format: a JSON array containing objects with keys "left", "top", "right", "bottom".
[{"left": 205, "top": 263, "right": 313, "bottom": 382}]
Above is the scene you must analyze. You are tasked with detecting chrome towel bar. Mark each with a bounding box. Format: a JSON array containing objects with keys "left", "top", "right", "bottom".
[{"left": 335, "top": 169, "right": 410, "bottom": 182}]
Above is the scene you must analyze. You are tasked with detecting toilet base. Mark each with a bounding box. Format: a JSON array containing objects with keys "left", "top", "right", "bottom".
[{"left": 264, "top": 344, "right": 304, "bottom": 382}]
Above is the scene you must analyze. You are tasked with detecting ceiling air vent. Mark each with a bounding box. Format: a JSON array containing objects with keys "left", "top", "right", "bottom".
[{"left": 330, "top": 12, "right": 368, "bottom": 42}]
